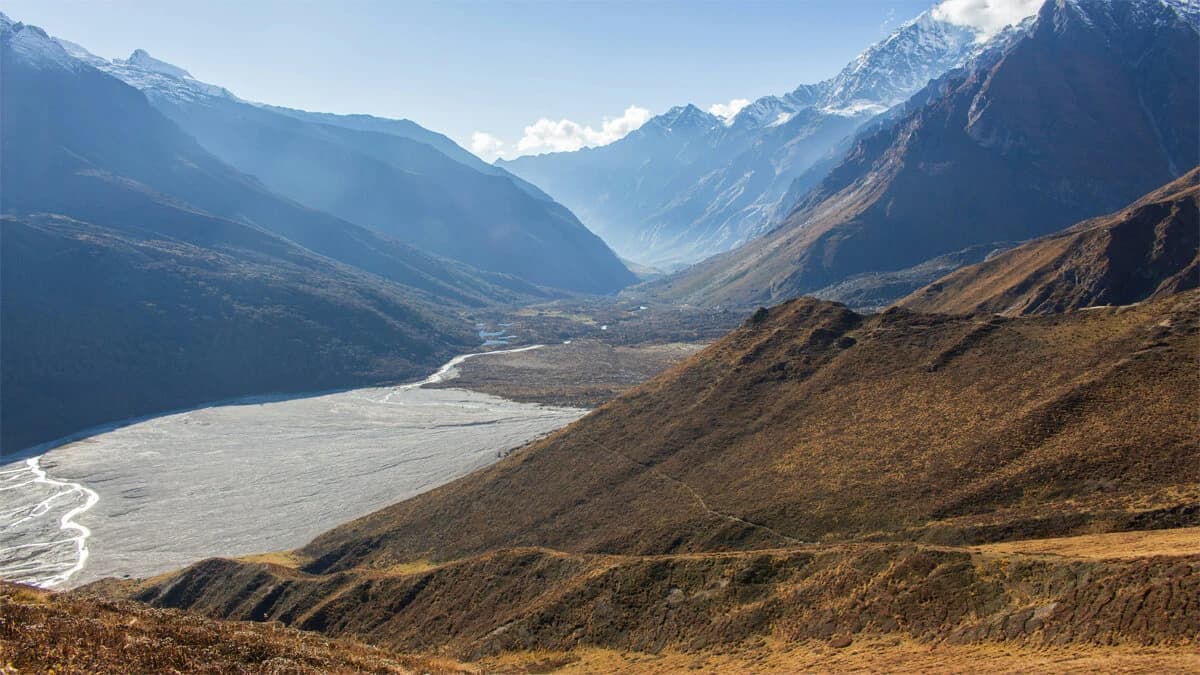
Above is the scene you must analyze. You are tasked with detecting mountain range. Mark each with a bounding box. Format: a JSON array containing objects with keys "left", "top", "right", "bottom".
[
  {"left": 57, "top": 43, "right": 635, "bottom": 295},
  {"left": 5, "top": 0, "right": 1200, "bottom": 670},
  {"left": 0, "top": 13, "right": 629, "bottom": 452},
  {"left": 107, "top": 170, "right": 1199, "bottom": 661},
  {"left": 648, "top": 0, "right": 1198, "bottom": 308},
  {"left": 499, "top": 10, "right": 986, "bottom": 269}
]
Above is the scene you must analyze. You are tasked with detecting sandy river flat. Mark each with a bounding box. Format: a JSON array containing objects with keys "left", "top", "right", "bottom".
[{"left": 0, "top": 351, "right": 585, "bottom": 587}]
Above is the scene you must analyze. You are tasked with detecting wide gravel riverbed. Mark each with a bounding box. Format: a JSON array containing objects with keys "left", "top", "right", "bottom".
[{"left": 0, "top": 347, "right": 585, "bottom": 587}]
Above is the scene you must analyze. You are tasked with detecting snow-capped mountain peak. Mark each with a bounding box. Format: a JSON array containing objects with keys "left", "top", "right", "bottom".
[
  {"left": 666, "top": 104, "right": 719, "bottom": 125},
  {"left": 642, "top": 104, "right": 723, "bottom": 135},
  {"left": 124, "top": 48, "right": 193, "bottom": 79},
  {"left": 56, "top": 40, "right": 239, "bottom": 103},
  {"left": 819, "top": 10, "right": 978, "bottom": 113},
  {"left": 1, "top": 12, "right": 80, "bottom": 71},
  {"left": 727, "top": 10, "right": 983, "bottom": 131},
  {"left": 729, "top": 84, "right": 827, "bottom": 130}
]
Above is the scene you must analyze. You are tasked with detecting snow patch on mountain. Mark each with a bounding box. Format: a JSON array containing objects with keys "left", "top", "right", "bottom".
[
  {"left": 821, "top": 11, "right": 978, "bottom": 111},
  {"left": 723, "top": 10, "right": 980, "bottom": 134},
  {"left": 770, "top": 112, "right": 795, "bottom": 127},
  {"left": 1163, "top": 0, "right": 1200, "bottom": 26},
  {"left": 103, "top": 50, "right": 237, "bottom": 103},
  {"left": 0, "top": 13, "right": 80, "bottom": 72},
  {"left": 48, "top": 36, "right": 238, "bottom": 104},
  {"left": 126, "top": 48, "right": 193, "bottom": 79},
  {"left": 3, "top": 13, "right": 236, "bottom": 103}
]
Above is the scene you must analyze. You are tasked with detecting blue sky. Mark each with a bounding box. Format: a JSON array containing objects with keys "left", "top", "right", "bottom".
[{"left": 3, "top": 0, "right": 1034, "bottom": 159}]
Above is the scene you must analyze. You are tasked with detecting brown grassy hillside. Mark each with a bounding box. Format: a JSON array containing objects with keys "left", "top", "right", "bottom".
[
  {"left": 902, "top": 168, "right": 1199, "bottom": 316},
  {"left": 294, "top": 291, "right": 1198, "bottom": 573},
  {"left": 106, "top": 290, "right": 1200, "bottom": 668},
  {"left": 123, "top": 535, "right": 1200, "bottom": 665},
  {"left": 0, "top": 582, "right": 469, "bottom": 674}
]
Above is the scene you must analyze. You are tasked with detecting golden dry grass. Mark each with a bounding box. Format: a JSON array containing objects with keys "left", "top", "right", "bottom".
[
  {"left": 485, "top": 639, "right": 1200, "bottom": 674},
  {"left": 0, "top": 582, "right": 473, "bottom": 674},
  {"left": 976, "top": 527, "right": 1200, "bottom": 560},
  {"left": 238, "top": 550, "right": 311, "bottom": 568}
]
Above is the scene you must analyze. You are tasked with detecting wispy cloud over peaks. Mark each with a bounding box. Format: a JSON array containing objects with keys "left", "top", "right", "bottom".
[
  {"left": 932, "top": 0, "right": 1040, "bottom": 39},
  {"left": 516, "top": 105, "right": 652, "bottom": 155},
  {"left": 469, "top": 131, "right": 506, "bottom": 161},
  {"left": 708, "top": 98, "right": 750, "bottom": 123},
  {"left": 469, "top": 105, "right": 652, "bottom": 161}
]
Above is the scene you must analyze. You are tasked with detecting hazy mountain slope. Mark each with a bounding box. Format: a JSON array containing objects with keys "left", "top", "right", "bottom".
[
  {"left": 500, "top": 104, "right": 738, "bottom": 263},
  {"left": 500, "top": 11, "right": 982, "bottom": 268},
  {"left": 631, "top": 11, "right": 987, "bottom": 269},
  {"left": 0, "top": 211, "right": 473, "bottom": 479},
  {"left": 651, "top": 0, "right": 1199, "bottom": 307},
  {"left": 634, "top": 109, "right": 865, "bottom": 268},
  {"left": 264, "top": 105, "right": 561, "bottom": 203},
  {"left": 902, "top": 168, "right": 1200, "bottom": 315},
  {"left": 76, "top": 48, "right": 634, "bottom": 294},
  {"left": 5, "top": 18, "right": 542, "bottom": 307},
  {"left": 0, "top": 16, "right": 510, "bottom": 451}
]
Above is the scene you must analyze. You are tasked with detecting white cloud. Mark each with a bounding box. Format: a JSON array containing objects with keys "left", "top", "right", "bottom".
[
  {"left": 469, "top": 131, "right": 507, "bottom": 161},
  {"left": 707, "top": 98, "right": 750, "bottom": 123},
  {"left": 515, "top": 105, "right": 652, "bottom": 155},
  {"left": 932, "top": 0, "right": 1041, "bottom": 39}
]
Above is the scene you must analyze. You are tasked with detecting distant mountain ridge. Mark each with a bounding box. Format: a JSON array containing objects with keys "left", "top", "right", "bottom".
[
  {"left": 261, "top": 105, "right": 562, "bottom": 203},
  {"left": 59, "top": 42, "right": 635, "bottom": 294},
  {"left": 0, "top": 13, "right": 540, "bottom": 451},
  {"left": 648, "top": 0, "right": 1199, "bottom": 308},
  {"left": 4, "top": 17, "right": 541, "bottom": 306},
  {"left": 499, "top": 8, "right": 988, "bottom": 268}
]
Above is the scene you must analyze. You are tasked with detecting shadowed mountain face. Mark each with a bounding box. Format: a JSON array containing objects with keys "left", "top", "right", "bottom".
[
  {"left": 71, "top": 48, "right": 635, "bottom": 295},
  {"left": 650, "top": 0, "right": 1199, "bottom": 308},
  {"left": 0, "top": 213, "right": 474, "bottom": 455},
  {"left": 4, "top": 21, "right": 544, "bottom": 308},
  {"left": 500, "top": 11, "right": 983, "bottom": 269},
  {"left": 902, "top": 168, "right": 1200, "bottom": 316},
  {"left": 0, "top": 17, "right": 523, "bottom": 451}
]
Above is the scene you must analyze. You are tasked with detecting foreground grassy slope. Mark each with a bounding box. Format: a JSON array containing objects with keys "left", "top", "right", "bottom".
[
  {"left": 902, "top": 168, "right": 1199, "bottom": 316},
  {"left": 297, "top": 291, "right": 1198, "bottom": 572},
  {"left": 122, "top": 534, "right": 1200, "bottom": 663},
  {"left": 0, "top": 582, "right": 469, "bottom": 673}
]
